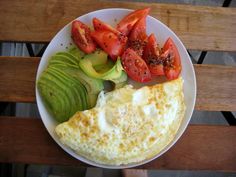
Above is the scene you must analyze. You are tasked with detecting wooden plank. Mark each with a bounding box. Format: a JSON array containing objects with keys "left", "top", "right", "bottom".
[
  {"left": 195, "top": 64, "right": 236, "bottom": 111},
  {"left": 0, "top": 117, "right": 236, "bottom": 171},
  {"left": 0, "top": 57, "right": 39, "bottom": 103},
  {"left": 0, "top": 57, "right": 236, "bottom": 111},
  {"left": 122, "top": 169, "right": 148, "bottom": 177},
  {"left": 0, "top": 0, "right": 236, "bottom": 51}
]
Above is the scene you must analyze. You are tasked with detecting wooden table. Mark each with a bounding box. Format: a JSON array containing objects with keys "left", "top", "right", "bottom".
[{"left": 0, "top": 0, "right": 236, "bottom": 176}]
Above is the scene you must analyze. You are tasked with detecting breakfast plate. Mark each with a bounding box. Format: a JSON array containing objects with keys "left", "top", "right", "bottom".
[{"left": 36, "top": 8, "right": 196, "bottom": 169}]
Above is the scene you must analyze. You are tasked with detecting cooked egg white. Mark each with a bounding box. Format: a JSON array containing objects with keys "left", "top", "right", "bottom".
[{"left": 55, "top": 77, "right": 186, "bottom": 165}]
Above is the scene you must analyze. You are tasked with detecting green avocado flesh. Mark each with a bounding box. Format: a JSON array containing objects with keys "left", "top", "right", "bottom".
[
  {"left": 111, "top": 71, "right": 128, "bottom": 89},
  {"left": 83, "top": 49, "right": 108, "bottom": 66},
  {"left": 79, "top": 54, "right": 125, "bottom": 81},
  {"left": 37, "top": 49, "right": 104, "bottom": 122},
  {"left": 68, "top": 47, "right": 86, "bottom": 59},
  {"left": 38, "top": 47, "right": 127, "bottom": 122}
]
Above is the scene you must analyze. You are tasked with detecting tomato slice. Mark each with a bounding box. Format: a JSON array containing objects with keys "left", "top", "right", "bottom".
[
  {"left": 91, "top": 30, "right": 127, "bottom": 61},
  {"left": 117, "top": 8, "right": 150, "bottom": 36},
  {"left": 121, "top": 48, "right": 151, "bottom": 82},
  {"left": 93, "top": 17, "right": 120, "bottom": 35},
  {"left": 162, "top": 37, "right": 181, "bottom": 80},
  {"left": 71, "top": 20, "right": 96, "bottom": 54},
  {"left": 128, "top": 16, "right": 148, "bottom": 56},
  {"left": 143, "top": 34, "right": 164, "bottom": 76}
]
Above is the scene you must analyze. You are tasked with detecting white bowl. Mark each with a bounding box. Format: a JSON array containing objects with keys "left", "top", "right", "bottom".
[{"left": 36, "top": 8, "right": 196, "bottom": 169}]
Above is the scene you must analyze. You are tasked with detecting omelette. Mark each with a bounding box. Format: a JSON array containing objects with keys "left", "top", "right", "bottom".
[{"left": 55, "top": 77, "right": 186, "bottom": 165}]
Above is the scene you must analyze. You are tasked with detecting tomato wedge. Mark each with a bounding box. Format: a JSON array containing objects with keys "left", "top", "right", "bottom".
[
  {"left": 128, "top": 16, "right": 148, "bottom": 56},
  {"left": 117, "top": 8, "right": 150, "bottom": 36},
  {"left": 143, "top": 34, "right": 164, "bottom": 76},
  {"left": 91, "top": 30, "right": 127, "bottom": 61},
  {"left": 93, "top": 17, "right": 120, "bottom": 35},
  {"left": 71, "top": 20, "right": 96, "bottom": 54},
  {"left": 121, "top": 48, "right": 151, "bottom": 82},
  {"left": 162, "top": 37, "right": 181, "bottom": 80}
]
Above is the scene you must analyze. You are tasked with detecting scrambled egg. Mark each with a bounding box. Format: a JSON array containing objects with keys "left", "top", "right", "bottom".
[{"left": 55, "top": 77, "right": 186, "bottom": 165}]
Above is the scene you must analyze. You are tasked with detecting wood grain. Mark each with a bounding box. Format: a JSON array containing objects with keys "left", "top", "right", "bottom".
[
  {"left": 122, "top": 169, "right": 148, "bottom": 177},
  {"left": 0, "top": 57, "right": 236, "bottom": 111},
  {"left": 0, "top": 117, "right": 236, "bottom": 171},
  {"left": 0, "top": 0, "right": 236, "bottom": 51},
  {"left": 195, "top": 64, "right": 236, "bottom": 111},
  {"left": 0, "top": 57, "right": 39, "bottom": 103}
]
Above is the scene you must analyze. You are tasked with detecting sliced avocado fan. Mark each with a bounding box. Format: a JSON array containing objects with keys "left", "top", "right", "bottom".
[{"left": 37, "top": 49, "right": 104, "bottom": 122}]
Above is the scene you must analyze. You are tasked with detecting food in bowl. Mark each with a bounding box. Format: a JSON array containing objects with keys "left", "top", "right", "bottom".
[{"left": 37, "top": 7, "right": 192, "bottom": 167}]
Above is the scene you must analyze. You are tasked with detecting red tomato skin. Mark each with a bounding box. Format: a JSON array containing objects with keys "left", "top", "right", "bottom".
[
  {"left": 91, "top": 30, "right": 127, "bottom": 61},
  {"left": 117, "top": 8, "right": 150, "bottom": 36},
  {"left": 164, "top": 68, "right": 180, "bottom": 80},
  {"left": 149, "top": 64, "right": 165, "bottom": 76},
  {"left": 128, "top": 16, "right": 148, "bottom": 56},
  {"left": 143, "top": 33, "right": 164, "bottom": 76},
  {"left": 162, "top": 37, "right": 181, "bottom": 80},
  {"left": 71, "top": 20, "right": 96, "bottom": 54},
  {"left": 93, "top": 17, "right": 120, "bottom": 35},
  {"left": 129, "top": 16, "right": 147, "bottom": 41},
  {"left": 121, "top": 48, "right": 151, "bottom": 83}
]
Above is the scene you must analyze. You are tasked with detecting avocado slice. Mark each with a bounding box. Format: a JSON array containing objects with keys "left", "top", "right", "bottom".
[
  {"left": 50, "top": 64, "right": 103, "bottom": 108},
  {"left": 79, "top": 57, "right": 124, "bottom": 80},
  {"left": 49, "top": 53, "right": 78, "bottom": 66},
  {"left": 110, "top": 71, "right": 128, "bottom": 89},
  {"left": 94, "top": 60, "right": 114, "bottom": 73},
  {"left": 83, "top": 49, "right": 108, "bottom": 66},
  {"left": 102, "top": 59, "right": 123, "bottom": 80},
  {"left": 38, "top": 69, "right": 83, "bottom": 122},
  {"left": 47, "top": 67, "right": 88, "bottom": 110},
  {"left": 56, "top": 52, "right": 80, "bottom": 65},
  {"left": 68, "top": 47, "right": 86, "bottom": 60}
]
